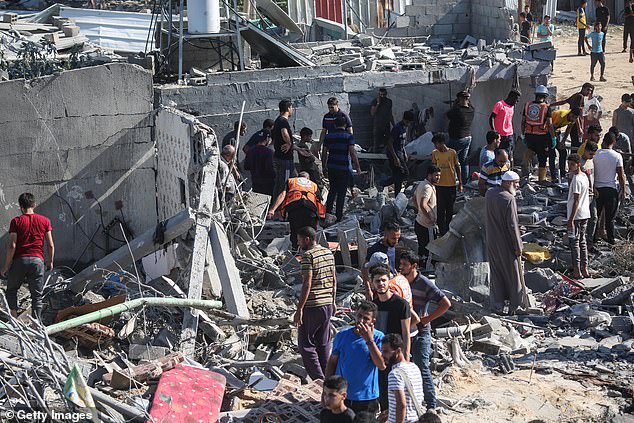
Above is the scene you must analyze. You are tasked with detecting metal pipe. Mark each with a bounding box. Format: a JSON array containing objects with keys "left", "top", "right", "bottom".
[
  {"left": 46, "top": 298, "right": 223, "bottom": 335},
  {"left": 232, "top": 0, "right": 245, "bottom": 70},
  {"left": 178, "top": 0, "right": 184, "bottom": 83}
]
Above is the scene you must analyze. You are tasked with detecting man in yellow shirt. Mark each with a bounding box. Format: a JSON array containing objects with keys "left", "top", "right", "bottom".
[
  {"left": 431, "top": 133, "right": 462, "bottom": 236},
  {"left": 549, "top": 108, "right": 581, "bottom": 182},
  {"left": 577, "top": 0, "right": 590, "bottom": 55}
]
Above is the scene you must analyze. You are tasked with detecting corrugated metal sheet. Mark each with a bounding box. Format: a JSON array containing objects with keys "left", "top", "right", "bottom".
[
  {"left": 315, "top": 0, "right": 343, "bottom": 23},
  {"left": 60, "top": 7, "right": 154, "bottom": 53}
]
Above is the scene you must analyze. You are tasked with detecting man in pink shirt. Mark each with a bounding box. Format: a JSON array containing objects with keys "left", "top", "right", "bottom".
[
  {"left": 1, "top": 193, "right": 54, "bottom": 319},
  {"left": 490, "top": 90, "right": 521, "bottom": 168}
]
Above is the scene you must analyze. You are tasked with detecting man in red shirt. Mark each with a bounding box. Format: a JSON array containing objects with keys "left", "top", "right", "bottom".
[
  {"left": 1, "top": 193, "right": 54, "bottom": 319},
  {"left": 490, "top": 89, "right": 521, "bottom": 168}
]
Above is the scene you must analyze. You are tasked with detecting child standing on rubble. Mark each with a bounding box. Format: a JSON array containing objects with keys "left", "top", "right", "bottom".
[{"left": 431, "top": 133, "right": 462, "bottom": 236}]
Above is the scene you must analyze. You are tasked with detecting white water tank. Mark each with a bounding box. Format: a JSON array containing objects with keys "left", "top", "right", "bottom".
[{"left": 188, "top": 0, "right": 221, "bottom": 34}]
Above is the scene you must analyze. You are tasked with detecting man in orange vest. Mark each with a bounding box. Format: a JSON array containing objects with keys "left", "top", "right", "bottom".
[
  {"left": 521, "top": 85, "right": 556, "bottom": 182},
  {"left": 268, "top": 171, "right": 326, "bottom": 250}
]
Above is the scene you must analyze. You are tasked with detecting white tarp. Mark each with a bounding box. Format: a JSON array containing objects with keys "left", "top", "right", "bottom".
[{"left": 60, "top": 7, "right": 154, "bottom": 53}]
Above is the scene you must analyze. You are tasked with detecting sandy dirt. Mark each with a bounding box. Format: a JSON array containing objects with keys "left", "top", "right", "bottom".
[
  {"left": 550, "top": 23, "right": 634, "bottom": 129},
  {"left": 437, "top": 365, "right": 619, "bottom": 422},
  {"left": 433, "top": 26, "right": 631, "bottom": 423}
]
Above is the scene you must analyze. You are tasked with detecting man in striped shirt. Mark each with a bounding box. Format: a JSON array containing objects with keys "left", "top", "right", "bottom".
[
  {"left": 478, "top": 149, "right": 510, "bottom": 196},
  {"left": 381, "top": 333, "right": 425, "bottom": 423},
  {"left": 296, "top": 226, "right": 337, "bottom": 381}
]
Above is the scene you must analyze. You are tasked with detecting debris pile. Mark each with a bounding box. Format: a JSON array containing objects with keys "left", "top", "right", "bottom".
[{"left": 296, "top": 36, "right": 556, "bottom": 73}]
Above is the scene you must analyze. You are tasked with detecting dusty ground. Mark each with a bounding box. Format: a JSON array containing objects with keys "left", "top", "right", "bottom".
[
  {"left": 550, "top": 23, "right": 634, "bottom": 129},
  {"left": 432, "top": 26, "right": 633, "bottom": 423},
  {"left": 437, "top": 365, "right": 619, "bottom": 422}
]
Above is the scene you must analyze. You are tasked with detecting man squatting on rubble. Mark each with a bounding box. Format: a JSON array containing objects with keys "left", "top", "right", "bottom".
[
  {"left": 268, "top": 172, "right": 326, "bottom": 250},
  {"left": 1, "top": 193, "right": 54, "bottom": 319},
  {"left": 485, "top": 171, "right": 524, "bottom": 315}
]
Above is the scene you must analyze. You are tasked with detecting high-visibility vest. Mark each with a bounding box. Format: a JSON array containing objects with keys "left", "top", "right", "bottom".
[
  {"left": 524, "top": 102, "right": 550, "bottom": 135},
  {"left": 280, "top": 177, "right": 326, "bottom": 218}
]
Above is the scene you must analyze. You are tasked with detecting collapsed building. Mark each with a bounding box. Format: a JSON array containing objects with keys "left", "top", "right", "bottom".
[{"left": 0, "top": 0, "right": 632, "bottom": 422}]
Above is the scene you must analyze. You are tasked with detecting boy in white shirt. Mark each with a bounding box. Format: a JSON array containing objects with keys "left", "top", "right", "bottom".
[{"left": 567, "top": 154, "right": 591, "bottom": 278}]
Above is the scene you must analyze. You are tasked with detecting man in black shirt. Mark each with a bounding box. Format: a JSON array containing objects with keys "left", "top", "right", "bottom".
[
  {"left": 222, "top": 120, "right": 247, "bottom": 148},
  {"left": 242, "top": 118, "right": 274, "bottom": 155},
  {"left": 446, "top": 90, "right": 475, "bottom": 183},
  {"left": 596, "top": 0, "right": 610, "bottom": 51},
  {"left": 272, "top": 99, "right": 297, "bottom": 200},
  {"left": 370, "top": 88, "right": 395, "bottom": 152},
  {"left": 369, "top": 264, "right": 410, "bottom": 412},
  {"left": 320, "top": 376, "right": 356, "bottom": 423},
  {"left": 519, "top": 12, "right": 531, "bottom": 43}
]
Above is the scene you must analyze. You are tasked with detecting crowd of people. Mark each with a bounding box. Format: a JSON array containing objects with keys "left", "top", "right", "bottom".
[{"left": 213, "top": 43, "right": 632, "bottom": 419}]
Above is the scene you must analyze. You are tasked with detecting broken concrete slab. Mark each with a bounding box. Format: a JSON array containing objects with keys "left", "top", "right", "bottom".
[
  {"left": 129, "top": 344, "right": 169, "bottom": 361},
  {"left": 69, "top": 208, "right": 196, "bottom": 293}
]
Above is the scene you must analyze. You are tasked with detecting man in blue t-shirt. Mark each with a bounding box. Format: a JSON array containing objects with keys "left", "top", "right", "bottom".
[
  {"left": 322, "top": 116, "right": 362, "bottom": 222},
  {"left": 381, "top": 111, "right": 414, "bottom": 195},
  {"left": 326, "top": 301, "right": 386, "bottom": 414},
  {"left": 585, "top": 21, "right": 607, "bottom": 82}
]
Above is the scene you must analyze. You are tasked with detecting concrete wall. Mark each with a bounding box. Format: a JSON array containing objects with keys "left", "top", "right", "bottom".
[
  {"left": 404, "top": 0, "right": 515, "bottom": 42},
  {"left": 470, "top": 0, "right": 515, "bottom": 42},
  {"left": 405, "top": 0, "right": 471, "bottom": 41},
  {"left": 0, "top": 64, "right": 156, "bottom": 268},
  {"left": 155, "top": 62, "right": 550, "bottom": 157}
]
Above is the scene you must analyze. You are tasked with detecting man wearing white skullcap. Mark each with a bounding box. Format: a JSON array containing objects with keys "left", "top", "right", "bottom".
[{"left": 485, "top": 170, "right": 524, "bottom": 314}]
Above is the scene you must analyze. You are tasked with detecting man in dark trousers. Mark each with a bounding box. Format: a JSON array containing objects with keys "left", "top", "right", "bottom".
[
  {"left": 368, "top": 264, "right": 410, "bottom": 413},
  {"left": 399, "top": 251, "right": 450, "bottom": 411},
  {"left": 596, "top": 0, "right": 610, "bottom": 52},
  {"left": 272, "top": 99, "right": 296, "bottom": 200},
  {"left": 296, "top": 226, "right": 336, "bottom": 381},
  {"left": 485, "top": 171, "right": 523, "bottom": 315},
  {"left": 322, "top": 116, "right": 361, "bottom": 222},
  {"left": 268, "top": 172, "right": 325, "bottom": 250},
  {"left": 446, "top": 91, "right": 475, "bottom": 184},
  {"left": 370, "top": 88, "right": 395, "bottom": 152},
  {"left": 383, "top": 111, "right": 413, "bottom": 195},
  {"left": 551, "top": 82, "right": 594, "bottom": 152},
  {"left": 521, "top": 85, "right": 555, "bottom": 182},
  {"left": 319, "top": 97, "right": 353, "bottom": 152},
  {"left": 2, "top": 193, "right": 54, "bottom": 319}
]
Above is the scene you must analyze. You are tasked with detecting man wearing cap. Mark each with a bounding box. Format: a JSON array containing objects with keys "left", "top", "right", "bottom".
[
  {"left": 522, "top": 85, "right": 555, "bottom": 182},
  {"left": 244, "top": 128, "right": 275, "bottom": 196},
  {"left": 362, "top": 222, "right": 401, "bottom": 300},
  {"left": 485, "top": 170, "right": 523, "bottom": 315},
  {"left": 446, "top": 91, "right": 475, "bottom": 183},
  {"left": 478, "top": 149, "right": 511, "bottom": 196},
  {"left": 490, "top": 90, "right": 521, "bottom": 168}
]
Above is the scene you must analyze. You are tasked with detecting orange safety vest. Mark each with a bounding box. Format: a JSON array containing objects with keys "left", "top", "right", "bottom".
[
  {"left": 280, "top": 177, "right": 326, "bottom": 218},
  {"left": 524, "top": 102, "right": 550, "bottom": 135}
]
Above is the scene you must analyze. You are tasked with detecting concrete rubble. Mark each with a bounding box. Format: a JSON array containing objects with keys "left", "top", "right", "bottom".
[{"left": 0, "top": 2, "right": 631, "bottom": 421}]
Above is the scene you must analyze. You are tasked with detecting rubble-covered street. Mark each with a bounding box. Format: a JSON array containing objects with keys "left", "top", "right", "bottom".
[{"left": 0, "top": 0, "right": 633, "bottom": 421}]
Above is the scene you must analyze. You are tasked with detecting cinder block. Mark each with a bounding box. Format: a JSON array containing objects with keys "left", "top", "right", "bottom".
[
  {"left": 417, "top": 15, "right": 438, "bottom": 26},
  {"left": 406, "top": 4, "right": 427, "bottom": 15},
  {"left": 438, "top": 13, "right": 459, "bottom": 24},
  {"left": 452, "top": 1, "right": 469, "bottom": 13},
  {"left": 532, "top": 49, "right": 557, "bottom": 61}
]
